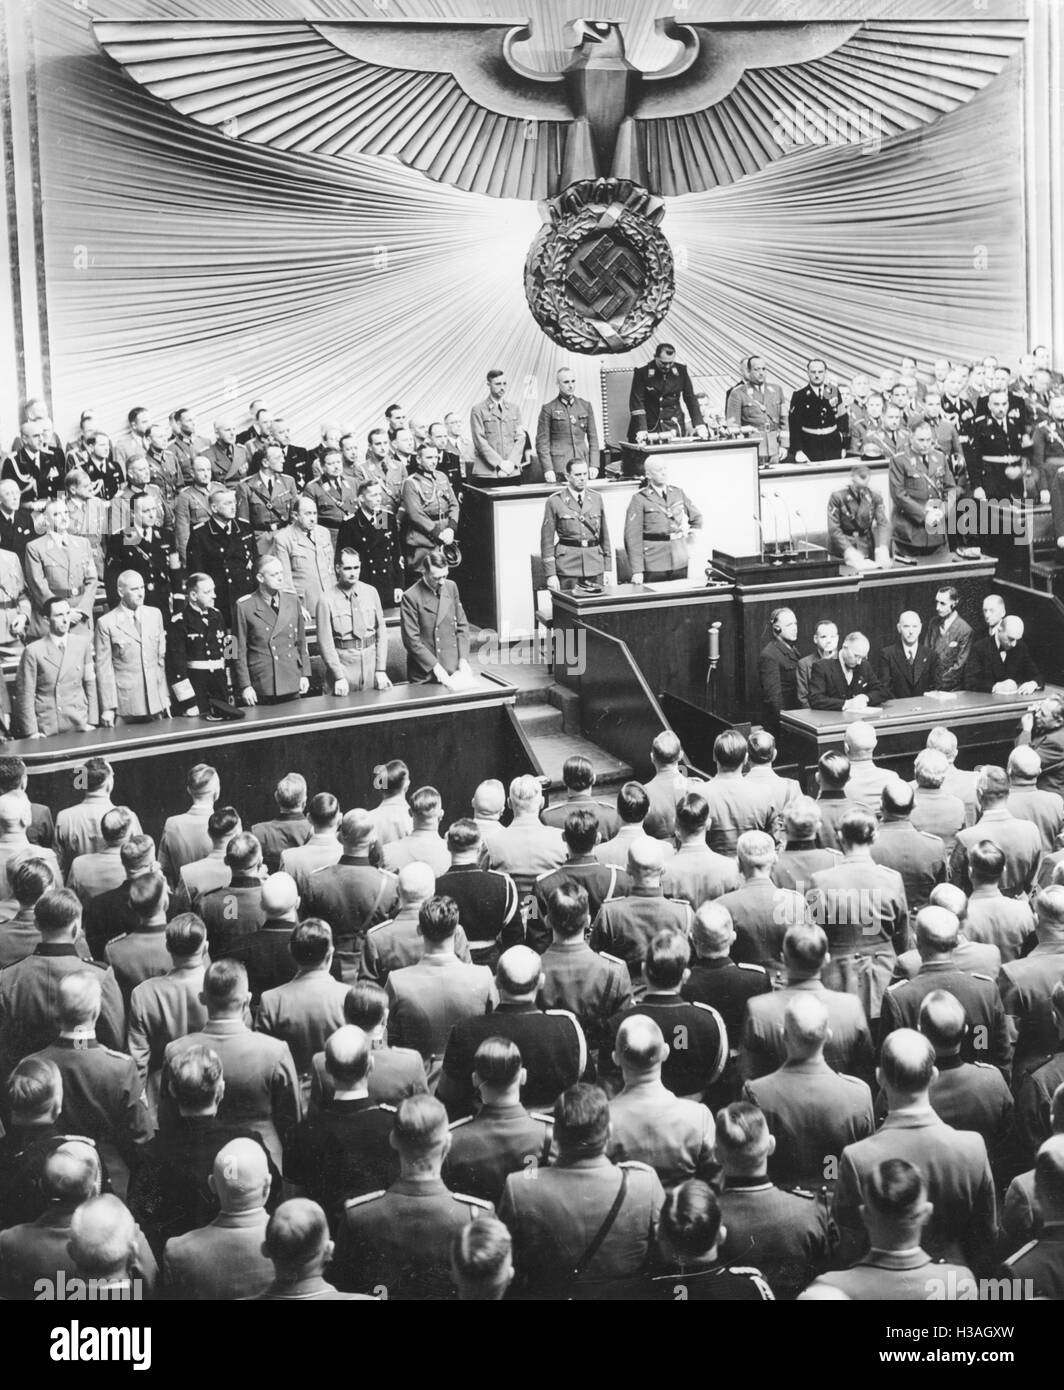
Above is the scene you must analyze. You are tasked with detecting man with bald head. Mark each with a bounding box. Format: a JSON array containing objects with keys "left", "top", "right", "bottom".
[
  {"left": 878, "top": 610, "right": 936, "bottom": 699},
  {"left": 1007, "top": 744, "right": 1064, "bottom": 851},
  {"left": 590, "top": 837, "right": 695, "bottom": 986},
  {"left": 949, "top": 765, "right": 1043, "bottom": 898},
  {"left": 300, "top": 810, "right": 400, "bottom": 964},
  {"left": 95, "top": 569, "right": 169, "bottom": 726},
  {"left": 716, "top": 831, "right": 809, "bottom": 975},
  {"left": 869, "top": 779, "right": 947, "bottom": 914},
  {"left": 917, "top": 989, "right": 1015, "bottom": 1181},
  {"left": 68, "top": 1192, "right": 154, "bottom": 1299},
  {"left": 966, "top": 613, "right": 1041, "bottom": 695},
  {"left": 1000, "top": 1136, "right": 1064, "bottom": 1297},
  {"left": 891, "top": 881, "right": 1001, "bottom": 983},
  {"left": 260, "top": 1198, "right": 372, "bottom": 1300},
  {"left": 228, "top": 871, "right": 303, "bottom": 1006},
  {"left": 606, "top": 1015, "right": 716, "bottom": 1188},
  {"left": 471, "top": 778, "right": 507, "bottom": 864},
  {"left": 163, "top": 1137, "right": 274, "bottom": 1299},
  {"left": 880, "top": 906, "right": 1011, "bottom": 1074},
  {"left": 284, "top": 1025, "right": 398, "bottom": 1221},
  {"left": 833, "top": 1028, "right": 997, "bottom": 1270},
  {"left": 437, "top": 944, "right": 588, "bottom": 1119},
  {"left": 742, "top": 993, "right": 873, "bottom": 1189},
  {"left": 682, "top": 902, "right": 771, "bottom": 1085}
]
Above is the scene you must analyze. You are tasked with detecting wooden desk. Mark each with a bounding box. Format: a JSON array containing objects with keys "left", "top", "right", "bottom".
[
  {"left": 15, "top": 674, "right": 533, "bottom": 846},
  {"left": 781, "top": 687, "right": 1063, "bottom": 782}
]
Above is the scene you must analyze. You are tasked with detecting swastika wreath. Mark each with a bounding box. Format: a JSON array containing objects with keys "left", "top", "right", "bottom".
[{"left": 524, "top": 179, "right": 676, "bottom": 354}]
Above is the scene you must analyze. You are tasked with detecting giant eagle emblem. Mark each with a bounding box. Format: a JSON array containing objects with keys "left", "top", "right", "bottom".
[{"left": 94, "top": 14, "right": 1023, "bottom": 352}]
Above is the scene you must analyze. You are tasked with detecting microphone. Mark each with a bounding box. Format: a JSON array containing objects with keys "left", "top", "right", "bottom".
[
  {"left": 708, "top": 621, "right": 721, "bottom": 663},
  {"left": 771, "top": 491, "right": 794, "bottom": 556},
  {"left": 751, "top": 512, "right": 765, "bottom": 563},
  {"left": 793, "top": 506, "right": 808, "bottom": 557}
]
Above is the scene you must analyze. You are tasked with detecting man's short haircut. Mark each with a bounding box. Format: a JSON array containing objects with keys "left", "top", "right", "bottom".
[
  {"left": 57, "top": 971, "right": 103, "bottom": 1028},
  {"left": 120, "top": 833, "right": 155, "bottom": 874},
  {"left": 10, "top": 856, "right": 56, "bottom": 906},
  {"left": 561, "top": 755, "right": 594, "bottom": 791},
  {"left": 0, "top": 756, "right": 27, "bottom": 792},
  {"left": 307, "top": 792, "right": 340, "bottom": 829},
  {"left": 1034, "top": 1140, "right": 1064, "bottom": 1212},
  {"left": 419, "top": 547, "right": 448, "bottom": 574},
  {"left": 644, "top": 929, "right": 690, "bottom": 990},
  {"left": 393, "top": 1094, "right": 449, "bottom": 1153},
  {"left": 817, "top": 751, "right": 851, "bottom": 789},
  {"left": 473, "top": 1036, "right": 523, "bottom": 1089},
  {"left": 913, "top": 749, "right": 947, "bottom": 789},
  {"left": 737, "top": 830, "right": 775, "bottom": 873},
  {"left": 264, "top": 1199, "right": 330, "bottom": 1267},
  {"left": 374, "top": 760, "right": 409, "bottom": 795},
  {"left": 881, "top": 780, "right": 914, "bottom": 817},
  {"left": 864, "top": 1158, "right": 925, "bottom": 1218},
  {"left": 554, "top": 1083, "right": 609, "bottom": 1153},
  {"left": 340, "top": 809, "right": 375, "bottom": 848},
  {"left": 1008, "top": 746, "right": 1043, "bottom": 782},
  {"left": 616, "top": 781, "right": 649, "bottom": 825},
  {"left": 452, "top": 1218, "right": 512, "bottom": 1292},
  {"left": 165, "top": 913, "right": 206, "bottom": 958},
  {"left": 34, "top": 887, "right": 81, "bottom": 937},
  {"left": 713, "top": 729, "right": 748, "bottom": 771},
  {"left": 616, "top": 1015, "right": 666, "bottom": 1069},
  {"left": 659, "top": 1180, "right": 723, "bottom": 1259},
  {"left": 715, "top": 1101, "right": 769, "bottom": 1159},
  {"left": 7, "top": 1056, "right": 61, "bottom": 1116},
  {"left": 839, "top": 808, "right": 877, "bottom": 847},
  {"left": 562, "top": 807, "right": 599, "bottom": 856},
  {"left": 203, "top": 959, "right": 248, "bottom": 1006},
  {"left": 80, "top": 757, "right": 112, "bottom": 792},
  {"left": 186, "top": 763, "right": 218, "bottom": 797},
  {"left": 168, "top": 1044, "right": 224, "bottom": 1108},
  {"left": 880, "top": 1029, "right": 936, "bottom": 1092},
  {"left": 652, "top": 731, "right": 682, "bottom": 766},
  {"left": 508, "top": 775, "right": 541, "bottom": 812},
  {"left": 935, "top": 585, "right": 960, "bottom": 606},
  {"left": 225, "top": 832, "right": 262, "bottom": 873},
  {"left": 976, "top": 766, "right": 1009, "bottom": 802},
  {"left": 290, "top": 918, "right": 333, "bottom": 966},
  {"left": 418, "top": 895, "right": 460, "bottom": 944},
  {"left": 446, "top": 818, "right": 481, "bottom": 854},
  {"left": 692, "top": 902, "right": 734, "bottom": 956},
  {"left": 343, "top": 981, "right": 388, "bottom": 1032},
  {"left": 968, "top": 839, "right": 1005, "bottom": 883},
  {"left": 39, "top": 1143, "right": 100, "bottom": 1207},
  {"left": 926, "top": 726, "right": 959, "bottom": 760},
  {"left": 783, "top": 923, "right": 829, "bottom": 974},
  {"left": 747, "top": 731, "right": 777, "bottom": 766},
  {"left": 208, "top": 805, "right": 241, "bottom": 842},
  {"left": 918, "top": 989, "right": 966, "bottom": 1051},
  {"left": 274, "top": 774, "right": 307, "bottom": 811},
  {"left": 674, "top": 792, "right": 710, "bottom": 837},
  {"left": 547, "top": 880, "right": 591, "bottom": 939},
  {"left": 99, "top": 806, "right": 134, "bottom": 847},
  {"left": 410, "top": 786, "right": 442, "bottom": 820},
  {"left": 68, "top": 1195, "right": 137, "bottom": 1277},
  {"left": 783, "top": 796, "right": 820, "bottom": 841},
  {"left": 1037, "top": 885, "right": 1064, "bottom": 930},
  {"left": 129, "top": 871, "right": 167, "bottom": 922}
]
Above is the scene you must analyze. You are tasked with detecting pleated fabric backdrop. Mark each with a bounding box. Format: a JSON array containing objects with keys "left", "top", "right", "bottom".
[{"left": 34, "top": 0, "right": 1028, "bottom": 445}]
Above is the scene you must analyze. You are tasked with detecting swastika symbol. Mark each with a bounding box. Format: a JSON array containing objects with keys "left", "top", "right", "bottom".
[{"left": 565, "top": 233, "right": 646, "bottom": 319}]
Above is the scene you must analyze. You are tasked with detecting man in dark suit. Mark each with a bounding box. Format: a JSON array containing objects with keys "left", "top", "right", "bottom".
[
  {"left": 925, "top": 585, "right": 973, "bottom": 692},
  {"left": 809, "top": 631, "right": 889, "bottom": 712},
  {"left": 1017, "top": 694, "right": 1064, "bottom": 798},
  {"left": 335, "top": 479, "right": 404, "bottom": 610},
  {"left": 878, "top": 611, "right": 936, "bottom": 699},
  {"left": 629, "top": 343, "right": 707, "bottom": 440},
  {"left": 758, "top": 607, "right": 801, "bottom": 732},
  {"left": 400, "top": 549, "right": 471, "bottom": 685},
  {"left": 965, "top": 615, "right": 1041, "bottom": 695}
]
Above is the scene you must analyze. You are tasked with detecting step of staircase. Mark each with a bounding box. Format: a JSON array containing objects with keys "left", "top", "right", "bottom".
[{"left": 513, "top": 694, "right": 632, "bottom": 793}]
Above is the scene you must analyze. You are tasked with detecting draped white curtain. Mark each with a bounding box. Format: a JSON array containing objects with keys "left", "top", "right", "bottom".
[{"left": 34, "top": 0, "right": 1027, "bottom": 444}]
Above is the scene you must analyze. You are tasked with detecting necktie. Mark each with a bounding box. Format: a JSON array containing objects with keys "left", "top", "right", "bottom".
[
  {"left": 577, "top": 494, "right": 584, "bottom": 510},
  {"left": 266, "top": 477, "right": 273, "bottom": 498},
  {"left": 133, "top": 607, "right": 142, "bottom": 632},
  {"left": 271, "top": 596, "right": 279, "bottom": 613}
]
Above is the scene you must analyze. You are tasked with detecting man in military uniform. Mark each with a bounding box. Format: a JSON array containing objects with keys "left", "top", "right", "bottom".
[
  {"left": 332, "top": 1095, "right": 492, "bottom": 1299},
  {"left": 536, "top": 879, "right": 631, "bottom": 1050},
  {"left": 1000, "top": 1136, "right": 1064, "bottom": 1298},
  {"left": 166, "top": 569, "right": 235, "bottom": 722},
  {"left": 108, "top": 457, "right": 167, "bottom": 535},
  {"left": 302, "top": 451, "right": 359, "bottom": 535},
  {"left": 104, "top": 493, "right": 179, "bottom": 613},
  {"left": 725, "top": 355, "right": 784, "bottom": 463},
  {"left": 535, "top": 367, "right": 601, "bottom": 483},
  {"left": 336, "top": 480, "right": 404, "bottom": 610},
  {"left": 499, "top": 1083, "right": 665, "bottom": 1297},
  {"left": 273, "top": 497, "right": 335, "bottom": 616},
  {"left": 234, "top": 556, "right": 310, "bottom": 706},
  {"left": 202, "top": 418, "right": 250, "bottom": 486},
  {"left": 470, "top": 368, "right": 526, "bottom": 484},
  {"left": 0, "top": 478, "right": 39, "bottom": 560},
  {"left": 436, "top": 820, "right": 520, "bottom": 968},
  {"left": 969, "top": 388, "right": 1035, "bottom": 551},
  {"left": 0, "top": 539, "right": 29, "bottom": 655},
  {"left": 400, "top": 442, "right": 460, "bottom": 578},
  {"left": 186, "top": 487, "right": 258, "bottom": 624},
  {"left": 400, "top": 549, "right": 471, "bottom": 686},
  {"left": 623, "top": 457, "right": 703, "bottom": 584},
  {"left": 426, "top": 420, "right": 465, "bottom": 493},
  {"left": 269, "top": 418, "right": 313, "bottom": 491},
  {"left": 173, "top": 456, "right": 215, "bottom": 564},
  {"left": 316, "top": 549, "right": 391, "bottom": 696},
  {"left": 827, "top": 464, "right": 891, "bottom": 568},
  {"left": 540, "top": 459, "right": 612, "bottom": 593},
  {"left": 236, "top": 444, "right": 298, "bottom": 554},
  {"left": 95, "top": 571, "right": 169, "bottom": 726},
  {"left": 24, "top": 496, "right": 98, "bottom": 638},
  {"left": 787, "top": 359, "right": 842, "bottom": 462},
  {"left": 629, "top": 342, "right": 708, "bottom": 441},
  {"left": 1035, "top": 392, "right": 1064, "bottom": 491},
  {"left": 3, "top": 419, "right": 63, "bottom": 505},
  {"left": 590, "top": 842, "right": 694, "bottom": 988},
  {"left": 166, "top": 409, "right": 209, "bottom": 489}
]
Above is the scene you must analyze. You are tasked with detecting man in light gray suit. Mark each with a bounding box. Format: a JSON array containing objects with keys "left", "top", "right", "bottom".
[
  {"left": 23, "top": 497, "right": 98, "bottom": 639},
  {"left": 14, "top": 597, "right": 97, "bottom": 738},
  {"left": 95, "top": 571, "right": 169, "bottom": 726}
]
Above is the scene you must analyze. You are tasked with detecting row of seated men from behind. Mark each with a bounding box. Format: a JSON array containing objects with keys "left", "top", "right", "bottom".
[{"left": 2, "top": 906, "right": 1062, "bottom": 1301}]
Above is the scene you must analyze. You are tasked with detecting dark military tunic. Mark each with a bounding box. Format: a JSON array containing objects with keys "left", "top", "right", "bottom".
[
  {"left": 186, "top": 517, "right": 258, "bottom": 621},
  {"left": 104, "top": 525, "right": 179, "bottom": 612},
  {"left": 629, "top": 361, "right": 704, "bottom": 437},
  {"left": 335, "top": 507, "right": 403, "bottom": 608},
  {"left": 167, "top": 602, "right": 233, "bottom": 715},
  {"left": 788, "top": 385, "right": 841, "bottom": 461}
]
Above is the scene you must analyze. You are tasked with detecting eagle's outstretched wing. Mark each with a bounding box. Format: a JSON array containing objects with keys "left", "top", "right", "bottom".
[
  {"left": 92, "top": 18, "right": 571, "bottom": 200},
  {"left": 637, "top": 19, "right": 1026, "bottom": 197}
]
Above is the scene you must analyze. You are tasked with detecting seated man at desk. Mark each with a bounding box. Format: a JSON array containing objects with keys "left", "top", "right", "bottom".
[
  {"left": 623, "top": 458, "right": 702, "bottom": 585},
  {"left": 877, "top": 611, "right": 937, "bottom": 700},
  {"left": 796, "top": 620, "right": 838, "bottom": 708},
  {"left": 965, "top": 614, "right": 1041, "bottom": 696},
  {"left": 540, "top": 460, "right": 612, "bottom": 594},
  {"left": 826, "top": 464, "right": 891, "bottom": 570},
  {"left": 809, "top": 631, "right": 888, "bottom": 713},
  {"left": 758, "top": 607, "right": 801, "bottom": 733}
]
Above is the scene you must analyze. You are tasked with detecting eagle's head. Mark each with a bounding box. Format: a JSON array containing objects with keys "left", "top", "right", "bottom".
[{"left": 564, "top": 19, "right": 627, "bottom": 59}]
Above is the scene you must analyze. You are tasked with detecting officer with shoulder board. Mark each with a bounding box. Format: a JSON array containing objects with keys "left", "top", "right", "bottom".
[
  {"left": 540, "top": 459, "right": 612, "bottom": 594},
  {"left": 623, "top": 457, "right": 702, "bottom": 584}
]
